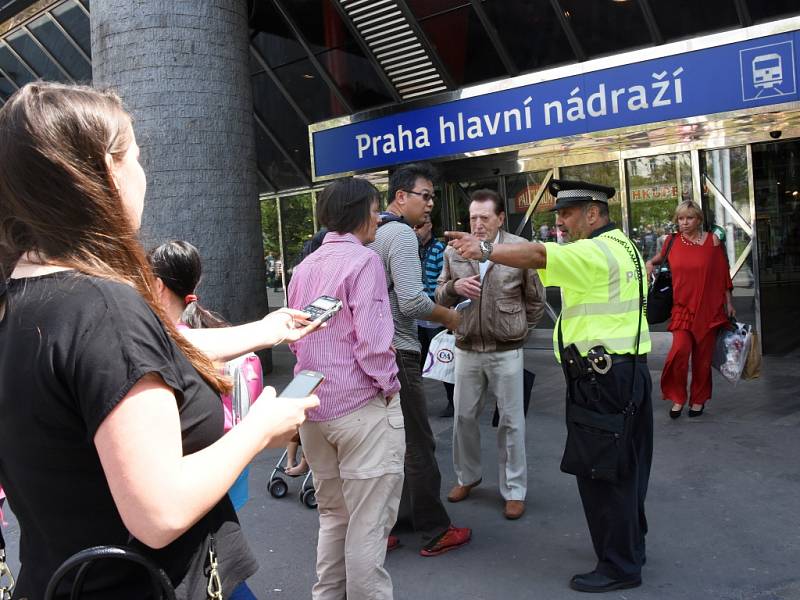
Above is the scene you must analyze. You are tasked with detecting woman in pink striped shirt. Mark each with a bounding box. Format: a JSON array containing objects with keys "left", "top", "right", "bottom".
[{"left": 289, "top": 177, "right": 404, "bottom": 600}]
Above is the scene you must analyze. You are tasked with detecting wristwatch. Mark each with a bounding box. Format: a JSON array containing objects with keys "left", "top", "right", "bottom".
[{"left": 479, "top": 240, "right": 493, "bottom": 263}]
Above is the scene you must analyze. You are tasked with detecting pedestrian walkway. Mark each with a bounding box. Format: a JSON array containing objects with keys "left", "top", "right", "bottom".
[{"left": 2, "top": 345, "right": 798, "bottom": 599}]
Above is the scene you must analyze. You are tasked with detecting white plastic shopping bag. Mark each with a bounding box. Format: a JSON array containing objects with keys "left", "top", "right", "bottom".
[
  {"left": 712, "top": 321, "right": 752, "bottom": 384},
  {"left": 422, "top": 330, "right": 456, "bottom": 384}
]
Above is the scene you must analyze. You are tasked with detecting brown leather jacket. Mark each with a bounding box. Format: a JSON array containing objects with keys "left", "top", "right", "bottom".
[{"left": 435, "top": 230, "right": 545, "bottom": 352}]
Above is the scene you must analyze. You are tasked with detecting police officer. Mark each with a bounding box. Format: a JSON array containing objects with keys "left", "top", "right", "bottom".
[{"left": 447, "top": 179, "right": 652, "bottom": 593}]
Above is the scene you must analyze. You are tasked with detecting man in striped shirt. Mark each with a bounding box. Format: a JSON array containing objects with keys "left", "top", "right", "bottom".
[
  {"left": 289, "top": 178, "right": 404, "bottom": 599},
  {"left": 368, "top": 162, "right": 471, "bottom": 558}
]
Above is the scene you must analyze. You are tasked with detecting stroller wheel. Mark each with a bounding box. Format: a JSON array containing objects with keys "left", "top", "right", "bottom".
[
  {"left": 269, "top": 478, "right": 288, "bottom": 499},
  {"left": 302, "top": 488, "right": 317, "bottom": 509}
]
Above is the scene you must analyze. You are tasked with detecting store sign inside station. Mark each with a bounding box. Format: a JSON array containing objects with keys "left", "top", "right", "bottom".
[{"left": 310, "top": 31, "right": 799, "bottom": 179}]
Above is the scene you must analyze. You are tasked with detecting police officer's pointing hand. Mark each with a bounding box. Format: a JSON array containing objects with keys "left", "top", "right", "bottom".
[{"left": 446, "top": 231, "right": 482, "bottom": 260}]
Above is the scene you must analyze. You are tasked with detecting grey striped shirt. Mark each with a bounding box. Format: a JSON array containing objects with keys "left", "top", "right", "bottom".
[{"left": 368, "top": 221, "right": 435, "bottom": 352}]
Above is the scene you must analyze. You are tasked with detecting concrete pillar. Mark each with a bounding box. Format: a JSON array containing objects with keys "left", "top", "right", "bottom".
[{"left": 90, "top": 0, "right": 267, "bottom": 325}]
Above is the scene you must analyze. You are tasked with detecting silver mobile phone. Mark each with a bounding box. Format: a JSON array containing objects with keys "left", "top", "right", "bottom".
[
  {"left": 278, "top": 370, "right": 325, "bottom": 398},
  {"left": 302, "top": 295, "right": 343, "bottom": 323}
]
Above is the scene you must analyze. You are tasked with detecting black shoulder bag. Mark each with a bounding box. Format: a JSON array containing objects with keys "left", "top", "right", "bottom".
[
  {"left": 45, "top": 545, "right": 176, "bottom": 600},
  {"left": 558, "top": 235, "right": 645, "bottom": 484},
  {"left": 646, "top": 233, "right": 676, "bottom": 324}
]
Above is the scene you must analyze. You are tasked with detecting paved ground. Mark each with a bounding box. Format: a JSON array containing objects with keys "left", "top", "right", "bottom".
[{"left": 3, "top": 342, "right": 799, "bottom": 599}]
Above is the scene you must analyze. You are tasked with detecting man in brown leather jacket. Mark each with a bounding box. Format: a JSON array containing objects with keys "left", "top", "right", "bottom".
[{"left": 436, "top": 189, "right": 545, "bottom": 520}]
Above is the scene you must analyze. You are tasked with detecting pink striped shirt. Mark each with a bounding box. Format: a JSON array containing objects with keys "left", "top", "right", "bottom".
[{"left": 288, "top": 232, "right": 400, "bottom": 421}]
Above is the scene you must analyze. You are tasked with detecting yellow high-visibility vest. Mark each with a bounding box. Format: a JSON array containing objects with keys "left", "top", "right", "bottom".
[{"left": 538, "top": 227, "right": 651, "bottom": 360}]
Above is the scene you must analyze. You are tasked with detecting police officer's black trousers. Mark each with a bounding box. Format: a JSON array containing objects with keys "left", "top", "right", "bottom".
[{"left": 568, "top": 360, "right": 653, "bottom": 579}]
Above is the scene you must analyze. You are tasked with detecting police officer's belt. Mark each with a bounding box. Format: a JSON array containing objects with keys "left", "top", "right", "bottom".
[{"left": 610, "top": 354, "right": 648, "bottom": 364}]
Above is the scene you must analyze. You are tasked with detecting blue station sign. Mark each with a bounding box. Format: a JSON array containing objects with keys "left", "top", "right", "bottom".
[{"left": 310, "top": 30, "right": 799, "bottom": 179}]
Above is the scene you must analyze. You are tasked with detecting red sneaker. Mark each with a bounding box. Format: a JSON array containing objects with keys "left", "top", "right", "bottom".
[
  {"left": 419, "top": 525, "right": 471, "bottom": 557},
  {"left": 387, "top": 535, "right": 400, "bottom": 551}
]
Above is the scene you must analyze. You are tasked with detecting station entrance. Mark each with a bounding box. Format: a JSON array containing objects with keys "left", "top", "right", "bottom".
[{"left": 433, "top": 135, "right": 800, "bottom": 355}]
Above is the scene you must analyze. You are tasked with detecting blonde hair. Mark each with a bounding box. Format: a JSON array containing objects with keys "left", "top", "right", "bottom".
[{"left": 674, "top": 200, "right": 704, "bottom": 225}]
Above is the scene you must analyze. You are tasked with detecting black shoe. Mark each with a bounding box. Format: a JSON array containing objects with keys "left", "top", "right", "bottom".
[
  {"left": 688, "top": 405, "right": 705, "bottom": 417},
  {"left": 669, "top": 406, "right": 682, "bottom": 419},
  {"left": 569, "top": 571, "right": 642, "bottom": 593},
  {"left": 439, "top": 404, "right": 454, "bottom": 418}
]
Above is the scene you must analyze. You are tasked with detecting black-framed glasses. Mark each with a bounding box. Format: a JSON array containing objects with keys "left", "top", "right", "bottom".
[{"left": 403, "top": 189, "right": 436, "bottom": 202}]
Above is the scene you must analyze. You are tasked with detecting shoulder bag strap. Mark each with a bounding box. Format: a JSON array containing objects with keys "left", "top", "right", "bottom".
[
  {"left": 602, "top": 233, "right": 645, "bottom": 415},
  {"left": 662, "top": 232, "right": 677, "bottom": 261}
]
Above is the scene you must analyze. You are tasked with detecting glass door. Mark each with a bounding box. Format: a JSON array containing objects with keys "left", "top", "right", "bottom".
[
  {"left": 751, "top": 139, "right": 800, "bottom": 355},
  {"left": 700, "top": 147, "right": 756, "bottom": 331},
  {"left": 624, "top": 152, "right": 692, "bottom": 332},
  {"left": 504, "top": 169, "right": 555, "bottom": 241},
  {"left": 625, "top": 152, "right": 692, "bottom": 260}
]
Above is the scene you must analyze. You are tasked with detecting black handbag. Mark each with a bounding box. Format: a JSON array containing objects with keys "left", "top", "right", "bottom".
[
  {"left": 646, "top": 233, "right": 676, "bottom": 325},
  {"left": 45, "top": 545, "right": 176, "bottom": 600}
]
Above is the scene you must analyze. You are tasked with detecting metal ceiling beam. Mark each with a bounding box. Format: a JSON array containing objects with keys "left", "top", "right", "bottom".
[
  {"left": 548, "top": 0, "right": 585, "bottom": 62},
  {"left": 393, "top": 0, "right": 456, "bottom": 90},
  {"left": 733, "top": 0, "right": 752, "bottom": 27},
  {"left": 328, "top": 0, "right": 402, "bottom": 103},
  {"left": 469, "top": 0, "right": 518, "bottom": 76},
  {"left": 271, "top": 0, "right": 354, "bottom": 115},
  {"left": 21, "top": 24, "right": 75, "bottom": 82},
  {"left": 0, "top": 38, "right": 39, "bottom": 81},
  {"left": 0, "top": 66, "right": 20, "bottom": 90},
  {"left": 257, "top": 167, "right": 278, "bottom": 194},
  {"left": 254, "top": 110, "right": 312, "bottom": 187},
  {"left": 636, "top": 0, "right": 663, "bottom": 45},
  {"left": 73, "top": 0, "right": 90, "bottom": 17},
  {"left": 249, "top": 42, "right": 310, "bottom": 125},
  {"left": 44, "top": 11, "right": 91, "bottom": 65}
]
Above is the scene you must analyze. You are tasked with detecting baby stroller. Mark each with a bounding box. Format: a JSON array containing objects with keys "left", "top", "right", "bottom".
[{"left": 267, "top": 449, "right": 317, "bottom": 509}]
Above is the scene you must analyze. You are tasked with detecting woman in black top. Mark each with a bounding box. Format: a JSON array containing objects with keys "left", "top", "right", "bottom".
[{"left": 0, "top": 82, "right": 319, "bottom": 598}]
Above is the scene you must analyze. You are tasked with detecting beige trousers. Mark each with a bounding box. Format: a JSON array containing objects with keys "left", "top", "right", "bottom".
[
  {"left": 453, "top": 347, "right": 527, "bottom": 501},
  {"left": 300, "top": 394, "right": 405, "bottom": 600}
]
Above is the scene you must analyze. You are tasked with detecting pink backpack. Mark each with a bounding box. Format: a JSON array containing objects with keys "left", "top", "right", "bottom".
[{"left": 221, "top": 354, "right": 264, "bottom": 431}]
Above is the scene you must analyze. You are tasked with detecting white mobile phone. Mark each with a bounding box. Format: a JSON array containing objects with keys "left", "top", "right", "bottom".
[
  {"left": 278, "top": 370, "right": 325, "bottom": 398},
  {"left": 455, "top": 299, "right": 472, "bottom": 312},
  {"left": 302, "top": 295, "right": 343, "bottom": 323}
]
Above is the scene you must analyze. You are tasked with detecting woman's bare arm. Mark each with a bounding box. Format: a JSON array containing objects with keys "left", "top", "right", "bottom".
[
  {"left": 180, "top": 308, "right": 321, "bottom": 363},
  {"left": 95, "top": 374, "right": 318, "bottom": 548}
]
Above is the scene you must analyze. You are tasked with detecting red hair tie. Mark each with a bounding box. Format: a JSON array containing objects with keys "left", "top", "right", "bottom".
[{"left": 184, "top": 294, "right": 198, "bottom": 305}]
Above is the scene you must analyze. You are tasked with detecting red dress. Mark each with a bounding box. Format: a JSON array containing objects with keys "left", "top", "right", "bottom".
[
  {"left": 659, "top": 233, "right": 732, "bottom": 406},
  {"left": 668, "top": 234, "right": 731, "bottom": 338}
]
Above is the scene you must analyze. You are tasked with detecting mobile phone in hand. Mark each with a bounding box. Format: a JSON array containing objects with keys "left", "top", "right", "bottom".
[
  {"left": 302, "top": 295, "right": 343, "bottom": 323},
  {"left": 278, "top": 370, "right": 325, "bottom": 398}
]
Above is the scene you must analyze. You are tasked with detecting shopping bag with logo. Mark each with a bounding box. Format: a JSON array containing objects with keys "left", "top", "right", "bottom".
[
  {"left": 422, "top": 330, "right": 456, "bottom": 384},
  {"left": 712, "top": 321, "right": 752, "bottom": 384}
]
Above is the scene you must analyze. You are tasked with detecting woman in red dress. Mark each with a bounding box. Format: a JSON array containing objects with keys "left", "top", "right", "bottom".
[{"left": 647, "top": 200, "right": 735, "bottom": 418}]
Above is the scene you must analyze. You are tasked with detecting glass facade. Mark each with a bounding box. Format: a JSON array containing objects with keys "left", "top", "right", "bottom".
[{"left": 0, "top": 0, "right": 91, "bottom": 104}]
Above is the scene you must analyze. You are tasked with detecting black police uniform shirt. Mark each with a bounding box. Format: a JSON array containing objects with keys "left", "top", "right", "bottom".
[{"left": 0, "top": 271, "right": 257, "bottom": 599}]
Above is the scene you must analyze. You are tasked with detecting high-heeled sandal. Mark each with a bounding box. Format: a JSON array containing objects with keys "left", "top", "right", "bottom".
[
  {"left": 688, "top": 405, "right": 705, "bottom": 417},
  {"left": 669, "top": 406, "right": 682, "bottom": 419}
]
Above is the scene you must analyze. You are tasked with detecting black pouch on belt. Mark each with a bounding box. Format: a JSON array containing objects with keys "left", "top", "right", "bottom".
[
  {"left": 560, "top": 402, "right": 631, "bottom": 484},
  {"left": 561, "top": 343, "right": 589, "bottom": 380}
]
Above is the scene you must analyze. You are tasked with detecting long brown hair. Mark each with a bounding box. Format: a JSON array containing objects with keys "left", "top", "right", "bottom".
[{"left": 0, "top": 82, "right": 230, "bottom": 394}]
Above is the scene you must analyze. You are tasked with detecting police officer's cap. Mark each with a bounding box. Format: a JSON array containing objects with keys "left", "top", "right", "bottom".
[{"left": 548, "top": 179, "right": 615, "bottom": 211}]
